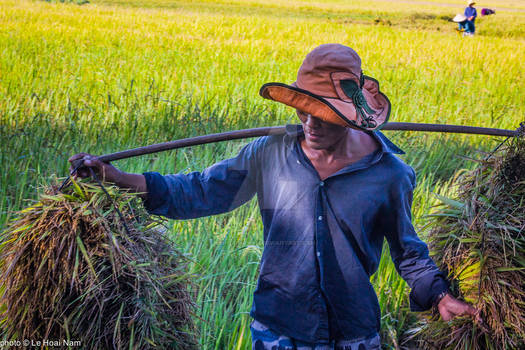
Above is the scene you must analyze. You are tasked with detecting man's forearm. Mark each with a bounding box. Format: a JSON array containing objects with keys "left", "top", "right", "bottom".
[{"left": 115, "top": 172, "right": 147, "bottom": 197}]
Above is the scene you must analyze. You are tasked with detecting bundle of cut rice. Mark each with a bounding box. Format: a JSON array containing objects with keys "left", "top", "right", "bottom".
[
  {"left": 413, "top": 137, "right": 525, "bottom": 349},
  {"left": 0, "top": 180, "right": 196, "bottom": 349}
]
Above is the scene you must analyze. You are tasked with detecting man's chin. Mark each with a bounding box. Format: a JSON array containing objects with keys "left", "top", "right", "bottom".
[{"left": 305, "top": 139, "right": 327, "bottom": 150}]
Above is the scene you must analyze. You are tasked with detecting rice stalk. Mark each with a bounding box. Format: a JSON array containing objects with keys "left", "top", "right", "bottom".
[
  {"left": 408, "top": 137, "right": 525, "bottom": 349},
  {"left": 0, "top": 179, "right": 197, "bottom": 349}
]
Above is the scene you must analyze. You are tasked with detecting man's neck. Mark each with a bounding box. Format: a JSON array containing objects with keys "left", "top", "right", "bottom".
[
  {"left": 301, "top": 129, "right": 378, "bottom": 164},
  {"left": 299, "top": 129, "right": 380, "bottom": 180}
]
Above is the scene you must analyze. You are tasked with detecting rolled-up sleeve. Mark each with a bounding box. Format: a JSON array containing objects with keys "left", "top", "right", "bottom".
[
  {"left": 384, "top": 167, "right": 449, "bottom": 311},
  {"left": 142, "top": 139, "right": 261, "bottom": 220}
]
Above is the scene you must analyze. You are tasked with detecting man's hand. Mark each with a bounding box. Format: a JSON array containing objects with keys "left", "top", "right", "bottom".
[
  {"left": 69, "top": 153, "right": 122, "bottom": 183},
  {"left": 438, "top": 294, "right": 481, "bottom": 323},
  {"left": 68, "top": 153, "right": 147, "bottom": 195}
]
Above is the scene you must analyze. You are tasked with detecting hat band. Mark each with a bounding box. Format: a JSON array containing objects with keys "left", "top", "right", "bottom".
[{"left": 340, "top": 79, "right": 377, "bottom": 129}]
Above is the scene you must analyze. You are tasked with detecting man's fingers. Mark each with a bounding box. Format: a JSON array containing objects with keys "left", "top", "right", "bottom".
[
  {"left": 70, "top": 167, "right": 89, "bottom": 178},
  {"left": 68, "top": 153, "right": 119, "bottom": 183},
  {"left": 441, "top": 310, "right": 453, "bottom": 322},
  {"left": 451, "top": 301, "right": 476, "bottom": 316},
  {"left": 69, "top": 153, "right": 92, "bottom": 176},
  {"left": 68, "top": 152, "right": 88, "bottom": 162},
  {"left": 460, "top": 304, "right": 483, "bottom": 324},
  {"left": 438, "top": 295, "right": 483, "bottom": 324},
  {"left": 68, "top": 153, "right": 104, "bottom": 178},
  {"left": 453, "top": 303, "right": 483, "bottom": 323},
  {"left": 78, "top": 169, "right": 90, "bottom": 178},
  {"left": 82, "top": 156, "right": 105, "bottom": 168}
]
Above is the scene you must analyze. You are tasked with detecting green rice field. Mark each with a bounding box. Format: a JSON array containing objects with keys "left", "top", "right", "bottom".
[{"left": 1, "top": 0, "right": 524, "bottom": 348}]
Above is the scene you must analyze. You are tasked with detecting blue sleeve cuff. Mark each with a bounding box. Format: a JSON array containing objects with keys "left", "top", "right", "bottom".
[
  {"left": 142, "top": 172, "right": 170, "bottom": 214},
  {"left": 409, "top": 272, "right": 450, "bottom": 312}
]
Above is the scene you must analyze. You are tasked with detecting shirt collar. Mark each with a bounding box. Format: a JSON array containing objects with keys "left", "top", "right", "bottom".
[{"left": 284, "top": 124, "right": 405, "bottom": 155}]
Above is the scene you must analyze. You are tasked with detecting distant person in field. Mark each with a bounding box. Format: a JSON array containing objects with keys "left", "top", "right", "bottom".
[
  {"left": 481, "top": 8, "right": 495, "bottom": 16},
  {"left": 459, "top": 0, "right": 477, "bottom": 35},
  {"left": 70, "top": 44, "right": 481, "bottom": 350}
]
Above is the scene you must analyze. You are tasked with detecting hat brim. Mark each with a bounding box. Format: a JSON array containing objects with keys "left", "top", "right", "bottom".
[
  {"left": 259, "top": 77, "right": 390, "bottom": 131},
  {"left": 453, "top": 14, "right": 467, "bottom": 22}
]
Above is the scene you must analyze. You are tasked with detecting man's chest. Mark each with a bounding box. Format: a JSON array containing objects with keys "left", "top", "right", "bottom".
[
  {"left": 309, "top": 157, "right": 364, "bottom": 180},
  {"left": 258, "top": 157, "right": 388, "bottom": 217}
]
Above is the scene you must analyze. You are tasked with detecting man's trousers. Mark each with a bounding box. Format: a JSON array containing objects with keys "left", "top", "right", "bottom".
[{"left": 250, "top": 319, "right": 381, "bottom": 350}]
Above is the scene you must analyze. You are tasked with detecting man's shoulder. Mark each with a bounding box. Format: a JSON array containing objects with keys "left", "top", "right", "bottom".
[
  {"left": 238, "top": 134, "right": 289, "bottom": 165},
  {"left": 379, "top": 153, "right": 416, "bottom": 186},
  {"left": 248, "top": 133, "right": 289, "bottom": 152}
]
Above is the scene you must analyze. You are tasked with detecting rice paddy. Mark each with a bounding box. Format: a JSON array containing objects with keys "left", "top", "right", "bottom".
[{"left": 0, "top": 0, "right": 524, "bottom": 348}]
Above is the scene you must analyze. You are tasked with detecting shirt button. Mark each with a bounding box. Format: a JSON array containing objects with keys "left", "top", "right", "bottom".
[
  {"left": 296, "top": 160, "right": 301, "bottom": 164},
  {"left": 316, "top": 251, "right": 321, "bottom": 257},
  {"left": 320, "top": 181, "right": 324, "bottom": 186},
  {"left": 318, "top": 216, "right": 323, "bottom": 221}
]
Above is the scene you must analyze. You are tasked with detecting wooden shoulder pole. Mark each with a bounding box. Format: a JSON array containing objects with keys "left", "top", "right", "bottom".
[{"left": 71, "top": 122, "right": 521, "bottom": 169}]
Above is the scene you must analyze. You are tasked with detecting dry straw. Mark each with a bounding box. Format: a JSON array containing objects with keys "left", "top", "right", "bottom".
[
  {"left": 413, "top": 137, "right": 525, "bottom": 349},
  {"left": 0, "top": 180, "right": 197, "bottom": 349}
]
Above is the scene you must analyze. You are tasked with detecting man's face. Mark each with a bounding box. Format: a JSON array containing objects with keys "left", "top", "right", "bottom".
[{"left": 297, "top": 110, "right": 348, "bottom": 150}]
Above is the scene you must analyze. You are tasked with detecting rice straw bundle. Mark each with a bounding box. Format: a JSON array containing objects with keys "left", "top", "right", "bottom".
[
  {"left": 0, "top": 180, "right": 196, "bottom": 349},
  {"left": 416, "top": 137, "right": 525, "bottom": 349}
]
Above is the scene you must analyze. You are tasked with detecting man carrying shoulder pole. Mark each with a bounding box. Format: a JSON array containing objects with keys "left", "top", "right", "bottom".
[{"left": 70, "top": 44, "right": 480, "bottom": 350}]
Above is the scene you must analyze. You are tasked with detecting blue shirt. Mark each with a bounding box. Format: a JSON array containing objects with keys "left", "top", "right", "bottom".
[
  {"left": 465, "top": 6, "right": 477, "bottom": 22},
  {"left": 143, "top": 125, "right": 448, "bottom": 343}
]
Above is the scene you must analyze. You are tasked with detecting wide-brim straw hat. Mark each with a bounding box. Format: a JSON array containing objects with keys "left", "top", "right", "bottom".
[
  {"left": 453, "top": 13, "right": 468, "bottom": 22},
  {"left": 259, "top": 44, "right": 391, "bottom": 131},
  {"left": 467, "top": 0, "right": 476, "bottom": 5}
]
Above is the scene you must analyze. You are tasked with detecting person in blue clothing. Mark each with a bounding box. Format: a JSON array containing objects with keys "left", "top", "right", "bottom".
[
  {"left": 459, "top": 0, "right": 478, "bottom": 35},
  {"left": 70, "top": 44, "right": 481, "bottom": 350}
]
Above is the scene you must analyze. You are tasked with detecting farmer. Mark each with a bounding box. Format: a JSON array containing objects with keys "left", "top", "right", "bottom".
[
  {"left": 70, "top": 44, "right": 480, "bottom": 350},
  {"left": 459, "top": 0, "right": 477, "bottom": 35},
  {"left": 453, "top": 13, "right": 468, "bottom": 34},
  {"left": 480, "top": 8, "right": 495, "bottom": 16}
]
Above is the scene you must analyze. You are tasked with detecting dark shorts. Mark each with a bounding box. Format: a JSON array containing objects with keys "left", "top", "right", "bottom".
[{"left": 250, "top": 319, "right": 381, "bottom": 350}]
